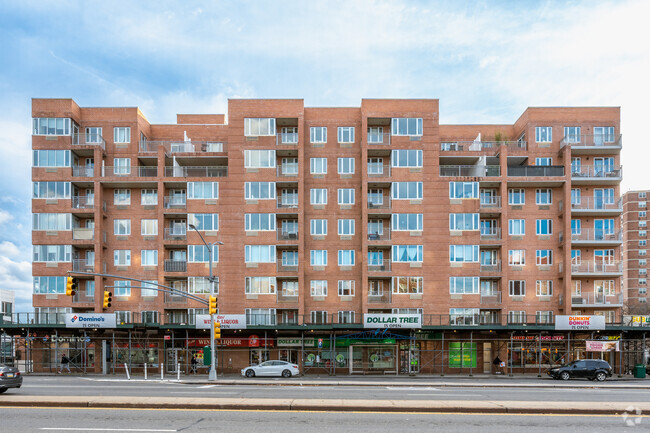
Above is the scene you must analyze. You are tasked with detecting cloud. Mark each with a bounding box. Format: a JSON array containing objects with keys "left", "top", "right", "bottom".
[
  {"left": 0, "top": 209, "right": 12, "bottom": 225},
  {"left": 0, "top": 243, "right": 32, "bottom": 312}
]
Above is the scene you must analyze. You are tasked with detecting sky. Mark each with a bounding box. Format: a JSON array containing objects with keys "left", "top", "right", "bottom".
[{"left": 0, "top": 0, "right": 649, "bottom": 312}]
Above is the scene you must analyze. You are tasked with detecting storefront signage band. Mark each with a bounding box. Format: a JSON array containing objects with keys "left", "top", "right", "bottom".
[
  {"left": 65, "top": 313, "right": 116, "bottom": 329},
  {"left": 586, "top": 340, "right": 620, "bottom": 352},
  {"left": 555, "top": 315, "right": 606, "bottom": 331},
  {"left": 195, "top": 314, "right": 247, "bottom": 329},
  {"left": 363, "top": 314, "right": 422, "bottom": 329}
]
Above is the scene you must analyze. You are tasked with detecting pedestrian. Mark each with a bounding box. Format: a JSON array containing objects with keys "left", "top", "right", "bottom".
[
  {"left": 191, "top": 354, "right": 198, "bottom": 374},
  {"left": 59, "top": 354, "right": 71, "bottom": 374}
]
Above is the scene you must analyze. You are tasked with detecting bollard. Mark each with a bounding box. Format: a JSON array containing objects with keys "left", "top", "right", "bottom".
[
  {"left": 161, "top": 363, "right": 164, "bottom": 380},
  {"left": 124, "top": 363, "right": 130, "bottom": 380},
  {"left": 177, "top": 363, "right": 181, "bottom": 381},
  {"left": 144, "top": 363, "right": 147, "bottom": 380}
]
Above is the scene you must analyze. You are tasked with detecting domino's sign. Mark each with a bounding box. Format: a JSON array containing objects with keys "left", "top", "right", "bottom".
[{"left": 65, "top": 313, "right": 117, "bottom": 329}]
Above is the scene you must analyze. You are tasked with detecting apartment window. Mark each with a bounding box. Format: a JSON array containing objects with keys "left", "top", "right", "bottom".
[
  {"left": 368, "top": 220, "right": 383, "bottom": 237},
  {"left": 571, "top": 219, "right": 581, "bottom": 235},
  {"left": 449, "top": 213, "right": 479, "bottom": 231},
  {"left": 310, "top": 250, "right": 328, "bottom": 266},
  {"left": 141, "top": 250, "right": 158, "bottom": 266},
  {"left": 392, "top": 214, "right": 423, "bottom": 231},
  {"left": 114, "top": 281, "right": 131, "bottom": 297},
  {"left": 114, "top": 127, "right": 131, "bottom": 143},
  {"left": 640, "top": 240, "right": 647, "bottom": 246},
  {"left": 310, "top": 219, "right": 328, "bottom": 236},
  {"left": 449, "top": 182, "right": 479, "bottom": 199},
  {"left": 338, "top": 250, "right": 355, "bottom": 266},
  {"left": 337, "top": 127, "right": 355, "bottom": 143},
  {"left": 246, "top": 308, "right": 276, "bottom": 326},
  {"left": 338, "top": 280, "right": 355, "bottom": 297},
  {"left": 32, "top": 213, "right": 72, "bottom": 231},
  {"left": 113, "top": 189, "right": 131, "bottom": 205},
  {"left": 367, "top": 127, "right": 384, "bottom": 143},
  {"left": 535, "top": 157, "right": 552, "bottom": 166},
  {"left": 368, "top": 157, "right": 384, "bottom": 174},
  {"left": 536, "top": 311, "right": 554, "bottom": 324},
  {"left": 571, "top": 157, "right": 581, "bottom": 174},
  {"left": 310, "top": 158, "right": 327, "bottom": 174},
  {"left": 369, "top": 281, "right": 384, "bottom": 296},
  {"left": 571, "top": 249, "right": 582, "bottom": 264},
  {"left": 641, "top": 211, "right": 648, "bottom": 218},
  {"left": 449, "top": 245, "right": 479, "bottom": 263},
  {"left": 392, "top": 245, "right": 423, "bottom": 262},
  {"left": 571, "top": 280, "right": 581, "bottom": 296},
  {"left": 33, "top": 245, "right": 72, "bottom": 263},
  {"left": 450, "top": 308, "right": 479, "bottom": 326},
  {"left": 338, "top": 219, "right": 355, "bottom": 235},
  {"left": 114, "top": 219, "right": 131, "bottom": 235},
  {"left": 391, "top": 150, "right": 423, "bottom": 167},
  {"left": 391, "top": 118, "right": 423, "bottom": 136},
  {"left": 310, "top": 311, "right": 328, "bottom": 324},
  {"left": 245, "top": 277, "right": 277, "bottom": 294},
  {"left": 509, "top": 280, "right": 526, "bottom": 296},
  {"left": 641, "top": 202, "right": 647, "bottom": 209},
  {"left": 449, "top": 277, "right": 480, "bottom": 295},
  {"left": 640, "top": 192, "right": 647, "bottom": 199},
  {"left": 33, "top": 181, "right": 71, "bottom": 199},
  {"left": 188, "top": 245, "right": 219, "bottom": 263},
  {"left": 281, "top": 281, "right": 298, "bottom": 297},
  {"left": 640, "top": 250, "right": 647, "bottom": 256},
  {"left": 188, "top": 182, "right": 219, "bottom": 199},
  {"left": 640, "top": 220, "right": 647, "bottom": 227},
  {"left": 536, "top": 219, "right": 553, "bottom": 235},
  {"left": 33, "top": 276, "right": 67, "bottom": 294},
  {"left": 244, "top": 150, "right": 276, "bottom": 168},
  {"left": 508, "top": 189, "right": 525, "bottom": 205},
  {"left": 141, "top": 189, "right": 157, "bottom": 205},
  {"left": 113, "top": 250, "right": 131, "bottom": 266},
  {"left": 338, "top": 188, "right": 355, "bottom": 205},
  {"left": 536, "top": 280, "right": 553, "bottom": 296},
  {"left": 536, "top": 250, "right": 553, "bottom": 265},
  {"left": 535, "top": 126, "right": 552, "bottom": 143},
  {"left": 536, "top": 189, "right": 552, "bottom": 205},
  {"left": 245, "top": 214, "right": 276, "bottom": 231},
  {"left": 310, "top": 280, "right": 328, "bottom": 296},
  {"left": 571, "top": 188, "right": 581, "bottom": 205},
  {"left": 244, "top": 182, "right": 275, "bottom": 200},
  {"left": 640, "top": 230, "right": 647, "bottom": 237},
  {"left": 392, "top": 182, "right": 423, "bottom": 200},
  {"left": 338, "top": 158, "right": 355, "bottom": 174},
  {"left": 640, "top": 280, "right": 647, "bottom": 287},
  {"left": 282, "top": 250, "right": 298, "bottom": 267},
  {"left": 310, "top": 188, "right": 328, "bottom": 205},
  {"left": 32, "top": 150, "right": 71, "bottom": 167},
  {"left": 188, "top": 277, "right": 213, "bottom": 294},
  {"left": 112, "top": 158, "right": 131, "bottom": 175},
  {"left": 594, "top": 126, "right": 615, "bottom": 144},
  {"left": 244, "top": 118, "right": 276, "bottom": 136},
  {"left": 508, "top": 219, "right": 525, "bottom": 235},
  {"left": 564, "top": 126, "right": 581, "bottom": 143},
  {"left": 32, "top": 118, "right": 71, "bottom": 135},
  {"left": 507, "top": 249, "right": 525, "bottom": 266},
  {"left": 244, "top": 245, "right": 275, "bottom": 263},
  {"left": 338, "top": 311, "right": 355, "bottom": 324},
  {"left": 310, "top": 127, "right": 327, "bottom": 143},
  {"left": 508, "top": 311, "right": 526, "bottom": 324},
  {"left": 392, "top": 277, "right": 423, "bottom": 294},
  {"left": 188, "top": 214, "right": 219, "bottom": 231}
]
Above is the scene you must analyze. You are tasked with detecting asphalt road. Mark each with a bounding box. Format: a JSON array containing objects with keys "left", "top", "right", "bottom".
[
  {"left": 0, "top": 407, "right": 643, "bottom": 432},
  {"left": 7, "top": 376, "right": 650, "bottom": 403}
]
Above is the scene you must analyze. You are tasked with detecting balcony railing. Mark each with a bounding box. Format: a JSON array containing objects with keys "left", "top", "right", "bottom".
[
  {"left": 72, "top": 259, "right": 95, "bottom": 272},
  {"left": 164, "top": 228, "right": 187, "bottom": 241},
  {"left": 71, "top": 195, "right": 94, "bottom": 209},
  {"left": 507, "top": 165, "right": 564, "bottom": 177},
  {"left": 571, "top": 229, "right": 623, "bottom": 243},
  {"left": 276, "top": 164, "right": 299, "bottom": 177},
  {"left": 561, "top": 134, "right": 622, "bottom": 148},
  {"left": 368, "top": 197, "right": 391, "bottom": 209},
  {"left": 277, "top": 228, "right": 299, "bottom": 241},
  {"left": 102, "top": 166, "right": 158, "bottom": 177},
  {"left": 571, "top": 197, "right": 623, "bottom": 212},
  {"left": 571, "top": 293, "right": 623, "bottom": 306},
  {"left": 72, "top": 166, "right": 94, "bottom": 177},
  {"left": 480, "top": 261, "right": 502, "bottom": 272},
  {"left": 277, "top": 262, "right": 299, "bottom": 272},
  {"left": 164, "top": 260, "right": 187, "bottom": 272},
  {"left": 277, "top": 196, "right": 299, "bottom": 209},
  {"left": 164, "top": 196, "right": 187, "bottom": 209},
  {"left": 479, "top": 196, "right": 501, "bottom": 209},
  {"left": 367, "top": 164, "right": 391, "bottom": 177},
  {"left": 571, "top": 261, "right": 623, "bottom": 274},
  {"left": 439, "top": 165, "right": 501, "bottom": 177},
  {"left": 368, "top": 291, "right": 392, "bottom": 304},
  {"left": 140, "top": 141, "right": 226, "bottom": 154},
  {"left": 71, "top": 133, "right": 106, "bottom": 150},
  {"left": 571, "top": 166, "right": 622, "bottom": 179},
  {"left": 368, "top": 259, "right": 391, "bottom": 272},
  {"left": 276, "top": 133, "right": 298, "bottom": 145},
  {"left": 276, "top": 291, "right": 299, "bottom": 303},
  {"left": 368, "top": 231, "right": 391, "bottom": 241},
  {"left": 441, "top": 141, "right": 527, "bottom": 152},
  {"left": 367, "top": 132, "right": 391, "bottom": 145},
  {"left": 72, "top": 228, "right": 94, "bottom": 241},
  {"left": 480, "top": 228, "right": 501, "bottom": 241},
  {"left": 164, "top": 166, "right": 227, "bottom": 178},
  {"left": 480, "top": 291, "right": 502, "bottom": 304},
  {"left": 73, "top": 291, "right": 95, "bottom": 304},
  {"left": 164, "top": 288, "right": 188, "bottom": 304}
]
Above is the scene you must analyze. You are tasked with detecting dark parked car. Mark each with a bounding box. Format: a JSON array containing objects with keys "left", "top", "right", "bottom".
[
  {"left": 0, "top": 364, "right": 23, "bottom": 393},
  {"left": 547, "top": 359, "right": 612, "bottom": 381}
]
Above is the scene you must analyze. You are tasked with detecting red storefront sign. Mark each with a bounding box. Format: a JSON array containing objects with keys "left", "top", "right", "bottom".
[{"left": 186, "top": 337, "right": 275, "bottom": 348}]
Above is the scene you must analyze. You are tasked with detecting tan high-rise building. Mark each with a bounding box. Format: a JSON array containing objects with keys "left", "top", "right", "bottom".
[{"left": 622, "top": 190, "right": 649, "bottom": 314}]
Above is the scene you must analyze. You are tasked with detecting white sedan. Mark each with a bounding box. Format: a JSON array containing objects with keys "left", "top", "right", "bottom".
[{"left": 241, "top": 360, "right": 299, "bottom": 378}]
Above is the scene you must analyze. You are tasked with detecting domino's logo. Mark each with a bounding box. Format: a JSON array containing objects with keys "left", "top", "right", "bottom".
[{"left": 70, "top": 315, "right": 78, "bottom": 323}]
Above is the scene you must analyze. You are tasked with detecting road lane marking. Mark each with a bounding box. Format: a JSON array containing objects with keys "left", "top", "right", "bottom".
[
  {"left": 40, "top": 429, "right": 176, "bottom": 432},
  {"left": 198, "top": 385, "right": 217, "bottom": 388}
]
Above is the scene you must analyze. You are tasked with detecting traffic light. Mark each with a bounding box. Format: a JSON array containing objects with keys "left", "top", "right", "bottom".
[
  {"left": 214, "top": 321, "right": 221, "bottom": 339},
  {"left": 208, "top": 295, "right": 218, "bottom": 315},
  {"left": 103, "top": 291, "right": 112, "bottom": 309},
  {"left": 66, "top": 277, "right": 77, "bottom": 296}
]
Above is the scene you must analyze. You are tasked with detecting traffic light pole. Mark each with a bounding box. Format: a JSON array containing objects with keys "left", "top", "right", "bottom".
[{"left": 208, "top": 241, "right": 217, "bottom": 382}]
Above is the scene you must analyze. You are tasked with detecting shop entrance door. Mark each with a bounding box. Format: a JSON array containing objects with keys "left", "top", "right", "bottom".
[
  {"left": 399, "top": 342, "right": 420, "bottom": 374},
  {"left": 250, "top": 349, "right": 269, "bottom": 366},
  {"left": 165, "top": 348, "right": 186, "bottom": 373},
  {"left": 279, "top": 349, "right": 298, "bottom": 364}
]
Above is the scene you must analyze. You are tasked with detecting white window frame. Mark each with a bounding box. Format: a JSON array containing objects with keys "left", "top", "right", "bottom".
[
  {"left": 310, "top": 219, "right": 328, "bottom": 236},
  {"left": 337, "top": 127, "right": 355, "bottom": 143},
  {"left": 337, "top": 157, "right": 355, "bottom": 174},
  {"left": 310, "top": 158, "right": 327, "bottom": 174},
  {"left": 141, "top": 250, "right": 158, "bottom": 266},
  {"left": 113, "top": 250, "right": 131, "bottom": 266},
  {"left": 338, "top": 250, "right": 355, "bottom": 266},
  {"left": 338, "top": 219, "right": 355, "bottom": 236},
  {"left": 244, "top": 245, "right": 276, "bottom": 263},
  {"left": 310, "top": 188, "right": 328, "bottom": 205},
  {"left": 310, "top": 127, "right": 327, "bottom": 143},
  {"left": 244, "top": 182, "right": 276, "bottom": 200},
  {"left": 338, "top": 188, "right": 355, "bottom": 205},
  {"left": 114, "top": 127, "right": 131, "bottom": 143},
  {"left": 141, "top": 189, "right": 157, "bottom": 205},
  {"left": 535, "top": 126, "right": 552, "bottom": 143},
  {"left": 508, "top": 250, "right": 526, "bottom": 266},
  {"left": 244, "top": 118, "right": 276, "bottom": 136},
  {"left": 245, "top": 214, "right": 276, "bottom": 231},
  {"left": 535, "top": 188, "right": 552, "bottom": 205},
  {"left": 310, "top": 280, "right": 328, "bottom": 296},
  {"left": 114, "top": 219, "right": 131, "bottom": 236},
  {"left": 338, "top": 280, "right": 355, "bottom": 296},
  {"left": 391, "top": 118, "right": 423, "bottom": 136},
  {"left": 310, "top": 250, "right": 328, "bottom": 266},
  {"left": 508, "top": 219, "right": 525, "bottom": 235},
  {"left": 140, "top": 219, "right": 158, "bottom": 236},
  {"left": 114, "top": 189, "right": 131, "bottom": 205},
  {"left": 245, "top": 277, "right": 277, "bottom": 295},
  {"left": 391, "top": 182, "right": 423, "bottom": 200},
  {"left": 449, "top": 277, "right": 480, "bottom": 295},
  {"left": 244, "top": 150, "right": 276, "bottom": 168},
  {"left": 536, "top": 280, "right": 553, "bottom": 297},
  {"left": 391, "top": 150, "right": 423, "bottom": 168},
  {"left": 509, "top": 280, "right": 526, "bottom": 296}
]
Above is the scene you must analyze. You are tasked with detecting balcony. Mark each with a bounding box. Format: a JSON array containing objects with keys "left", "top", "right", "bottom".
[
  {"left": 367, "top": 132, "right": 391, "bottom": 145},
  {"left": 277, "top": 262, "right": 298, "bottom": 273},
  {"left": 561, "top": 134, "right": 622, "bottom": 154},
  {"left": 571, "top": 197, "right": 623, "bottom": 215},
  {"left": 368, "top": 259, "right": 391, "bottom": 272},
  {"left": 368, "top": 291, "right": 392, "bottom": 304},
  {"left": 276, "top": 163, "right": 299, "bottom": 177},
  {"left": 102, "top": 166, "right": 158, "bottom": 177},
  {"left": 571, "top": 261, "right": 623, "bottom": 276},
  {"left": 277, "top": 228, "right": 299, "bottom": 241},
  {"left": 367, "top": 197, "right": 391, "bottom": 210},
  {"left": 367, "top": 164, "right": 391, "bottom": 178},
  {"left": 73, "top": 291, "right": 94, "bottom": 304},
  {"left": 571, "top": 293, "right": 623, "bottom": 307},
  {"left": 71, "top": 195, "right": 94, "bottom": 209},
  {"left": 164, "top": 260, "right": 187, "bottom": 272},
  {"left": 368, "top": 231, "right": 391, "bottom": 241},
  {"left": 276, "top": 290, "right": 299, "bottom": 303},
  {"left": 439, "top": 165, "right": 501, "bottom": 177},
  {"left": 164, "top": 196, "right": 187, "bottom": 209},
  {"left": 480, "top": 291, "right": 502, "bottom": 305},
  {"left": 571, "top": 166, "right": 622, "bottom": 185},
  {"left": 570, "top": 229, "right": 623, "bottom": 246},
  {"left": 71, "top": 133, "right": 106, "bottom": 150},
  {"left": 164, "top": 287, "right": 188, "bottom": 305},
  {"left": 72, "top": 228, "right": 94, "bottom": 241},
  {"left": 72, "top": 259, "right": 94, "bottom": 272},
  {"left": 480, "top": 261, "right": 502, "bottom": 273},
  {"left": 276, "top": 132, "right": 298, "bottom": 146},
  {"left": 72, "top": 166, "right": 94, "bottom": 177},
  {"left": 164, "top": 166, "right": 227, "bottom": 178},
  {"left": 479, "top": 196, "right": 501, "bottom": 210},
  {"left": 507, "top": 165, "right": 564, "bottom": 177},
  {"left": 164, "top": 228, "right": 187, "bottom": 241},
  {"left": 277, "top": 196, "right": 299, "bottom": 209},
  {"left": 441, "top": 141, "right": 526, "bottom": 152},
  {"left": 480, "top": 228, "right": 502, "bottom": 242}
]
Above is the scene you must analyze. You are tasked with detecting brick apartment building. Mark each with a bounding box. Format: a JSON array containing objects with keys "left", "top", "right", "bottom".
[
  {"left": 27, "top": 98, "right": 633, "bottom": 375},
  {"left": 623, "top": 190, "right": 649, "bottom": 315}
]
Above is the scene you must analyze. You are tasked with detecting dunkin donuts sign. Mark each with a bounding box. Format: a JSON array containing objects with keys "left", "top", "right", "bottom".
[{"left": 555, "top": 315, "right": 606, "bottom": 330}]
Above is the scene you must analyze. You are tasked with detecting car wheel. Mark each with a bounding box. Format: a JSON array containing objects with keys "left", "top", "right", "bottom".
[
  {"left": 560, "top": 372, "right": 570, "bottom": 381},
  {"left": 282, "top": 369, "right": 292, "bottom": 378},
  {"left": 595, "top": 372, "right": 607, "bottom": 382},
  {"left": 0, "top": 388, "right": 7, "bottom": 394},
  {"left": 245, "top": 369, "right": 255, "bottom": 378}
]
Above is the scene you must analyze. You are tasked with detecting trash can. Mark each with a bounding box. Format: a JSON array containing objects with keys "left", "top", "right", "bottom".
[{"left": 634, "top": 364, "right": 646, "bottom": 379}]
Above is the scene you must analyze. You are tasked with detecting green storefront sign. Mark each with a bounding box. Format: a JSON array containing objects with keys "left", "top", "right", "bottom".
[
  {"left": 278, "top": 337, "right": 396, "bottom": 348},
  {"left": 448, "top": 342, "right": 477, "bottom": 368}
]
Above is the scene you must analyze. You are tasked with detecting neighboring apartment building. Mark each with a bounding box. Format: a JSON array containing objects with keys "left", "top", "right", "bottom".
[
  {"left": 31, "top": 98, "right": 623, "bottom": 329},
  {"left": 623, "top": 190, "right": 649, "bottom": 314},
  {"left": 0, "top": 288, "right": 15, "bottom": 322}
]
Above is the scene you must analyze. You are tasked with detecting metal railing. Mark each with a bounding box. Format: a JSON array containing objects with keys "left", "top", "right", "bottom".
[
  {"left": 367, "top": 132, "right": 391, "bottom": 145},
  {"left": 571, "top": 293, "right": 623, "bottom": 306},
  {"left": 560, "top": 134, "right": 622, "bottom": 148},
  {"left": 368, "top": 291, "right": 392, "bottom": 304},
  {"left": 368, "top": 259, "right": 391, "bottom": 272},
  {"left": 276, "top": 133, "right": 298, "bottom": 145},
  {"left": 368, "top": 231, "right": 391, "bottom": 241},
  {"left": 507, "top": 165, "right": 564, "bottom": 177},
  {"left": 164, "top": 260, "right": 187, "bottom": 272},
  {"left": 163, "top": 196, "right": 187, "bottom": 209},
  {"left": 570, "top": 197, "right": 623, "bottom": 212},
  {"left": 571, "top": 229, "right": 623, "bottom": 243},
  {"left": 164, "top": 166, "right": 227, "bottom": 178},
  {"left": 367, "top": 164, "right": 391, "bottom": 177},
  {"left": 571, "top": 165, "right": 622, "bottom": 179},
  {"left": 71, "top": 195, "right": 94, "bottom": 209},
  {"left": 277, "top": 196, "right": 299, "bottom": 209},
  {"left": 480, "top": 291, "right": 502, "bottom": 304},
  {"left": 368, "top": 197, "right": 391, "bottom": 209},
  {"left": 72, "top": 259, "right": 95, "bottom": 272},
  {"left": 479, "top": 196, "right": 501, "bottom": 208},
  {"left": 276, "top": 164, "right": 299, "bottom": 177},
  {"left": 71, "top": 134, "right": 106, "bottom": 150},
  {"left": 140, "top": 141, "right": 226, "bottom": 154},
  {"left": 164, "top": 228, "right": 187, "bottom": 241},
  {"left": 439, "top": 165, "right": 501, "bottom": 177},
  {"left": 480, "top": 227, "right": 502, "bottom": 241},
  {"left": 102, "top": 166, "right": 158, "bottom": 177},
  {"left": 277, "top": 228, "right": 299, "bottom": 241},
  {"left": 480, "top": 261, "right": 502, "bottom": 272},
  {"left": 72, "top": 166, "right": 94, "bottom": 177},
  {"left": 277, "top": 262, "right": 299, "bottom": 272},
  {"left": 72, "top": 228, "right": 94, "bottom": 241},
  {"left": 571, "top": 261, "right": 623, "bottom": 274},
  {"left": 73, "top": 291, "right": 95, "bottom": 304},
  {"left": 441, "top": 141, "right": 527, "bottom": 152},
  {"left": 276, "top": 291, "right": 299, "bottom": 303}
]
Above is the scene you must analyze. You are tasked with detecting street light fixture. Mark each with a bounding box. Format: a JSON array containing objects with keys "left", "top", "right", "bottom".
[{"left": 188, "top": 224, "right": 223, "bottom": 381}]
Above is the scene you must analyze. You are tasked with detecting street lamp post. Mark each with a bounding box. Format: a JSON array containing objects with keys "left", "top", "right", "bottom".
[{"left": 189, "top": 224, "right": 223, "bottom": 381}]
